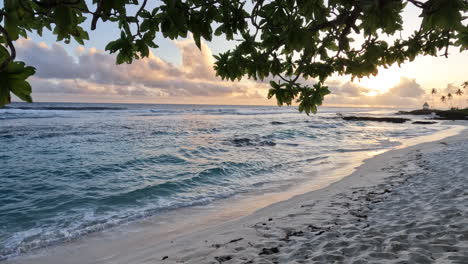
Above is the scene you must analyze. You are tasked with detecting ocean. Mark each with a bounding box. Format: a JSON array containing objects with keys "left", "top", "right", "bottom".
[{"left": 0, "top": 102, "right": 450, "bottom": 259}]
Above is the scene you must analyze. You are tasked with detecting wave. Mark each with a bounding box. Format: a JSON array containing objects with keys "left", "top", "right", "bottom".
[
  {"left": 0, "top": 104, "right": 450, "bottom": 261},
  {"left": 308, "top": 122, "right": 344, "bottom": 129},
  {"left": 86, "top": 154, "right": 189, "bottom": 176},
  {"left": 0, "top": 192, "right": 231, "bottom": 260},
  {"left": 335, "top": 148, "right": 381, "bottom": 153},
  {"left": 144, "top": 107, "right": 297, "bottom": 117},
  {"left": 0, "top": 161, "right": 258, "bottom": 260},
  {"left": 150, "top": 130, "right": 168, "bottom": 136},
  {"left": 3, "top": 106, "right": 127, "bottom": 111},
  {"left": 334, "top": 142, "right": 400, "bottom": 153},
  {"left": 29, "top": 131, "right": 105, "bottom": 140},
  {"left": 0, "top": 115, "right": 53, "bottom": 120},
  {"left": 0, "top": 134, "right": 15, "bottom": 139}
]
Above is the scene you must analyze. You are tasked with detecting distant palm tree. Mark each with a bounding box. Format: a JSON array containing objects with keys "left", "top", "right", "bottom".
[
  {"left": 440, "top": 95, "right": 447, "bottom": 109},
  {"left": 462, "top": 82, "right": 468, "bottom": 108},
  {"left": 447, "top": 93, "right": 453, "bottom": 109},
  {"left": 431, "top": 88, "right": 438, "bottom": 109},
  {"left": 455, "top": 89, "right": 464, "bottom": 108}
]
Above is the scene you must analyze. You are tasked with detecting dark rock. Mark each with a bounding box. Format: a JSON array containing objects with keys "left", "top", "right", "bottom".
[
  {"left": 228, "top": 238, "right": 243, "bottom": 244},
  {"left": 350, "top": 211, "right": 368, "bottom": 219},
  {"left": 231, "top": 138, "right": 251, "bottom": 146},
  {"left": 412, "top": 121, "right": 438, "bottom": 124},
  {"left": 229, "top": 138, "right": 276, "bottom": 147},
  {"left": 342, "top": 116, "right": 410, "bottom": 123},
  {"left": 161, "top": 256, "right": 168, "bottom": 260},
  {"left": 215, "top": 255, "right": 232, "bottom": 263},
  {"left": 397, "top": 109, "right": 436, "bottom": 115},
  {"left": 259, "top": 247, "right": 279, "bottom": 255},
  {"left": 308, "top": 225, "right": 322, "bottom": 231},
  {"left": 271, "top": 121, "right": 286, "bottom": 125},
  {"left": 289, "top": 231, "right": 304, "bottom": 237},
  {"left": 435, "top": 110, "right": 468, "bottom": 120},
  {"left": 316, "top": 230, "right": 325, "bottom": 236},
  {"left": 259, "top": 141, "right": 276, "bottom": 146},
  {"left": 398, "top": 108, "right": 468, "bottom": 120}
]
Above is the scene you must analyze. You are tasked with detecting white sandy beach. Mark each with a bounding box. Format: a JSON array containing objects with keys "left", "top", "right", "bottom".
[{"left": 6, "top": 123, "right": 468, "bottom": 264}]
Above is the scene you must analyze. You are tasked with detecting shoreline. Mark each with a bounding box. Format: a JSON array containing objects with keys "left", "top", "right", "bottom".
[{"left": 5, "top": 123, "right": 467, "bottom": 264}]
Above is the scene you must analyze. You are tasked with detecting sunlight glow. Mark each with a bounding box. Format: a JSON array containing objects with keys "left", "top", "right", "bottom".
[
  {"left": 363, "top": 90, "right": 379, "bottom": 97},
  {"left": 354, "top": 68, "right": 402, "bottom": 95}
]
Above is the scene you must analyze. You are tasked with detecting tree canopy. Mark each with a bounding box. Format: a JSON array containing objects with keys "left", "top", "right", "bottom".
[{"left": 0, "top": 0, "right": 467, "bottom": 112}]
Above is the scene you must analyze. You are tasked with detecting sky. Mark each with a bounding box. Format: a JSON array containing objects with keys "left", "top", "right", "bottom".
[{"left": 10, "top": 3, "right": 468, "bottom": 108}]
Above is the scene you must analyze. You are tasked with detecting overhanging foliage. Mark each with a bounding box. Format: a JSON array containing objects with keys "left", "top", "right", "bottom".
[{"left": 0, "top": 0, "right": 467, "bottom": 113}]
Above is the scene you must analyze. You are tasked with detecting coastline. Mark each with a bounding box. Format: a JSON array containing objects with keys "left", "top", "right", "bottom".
[{"left": 6, "top": 123, "right": 467, "bottom": 264}]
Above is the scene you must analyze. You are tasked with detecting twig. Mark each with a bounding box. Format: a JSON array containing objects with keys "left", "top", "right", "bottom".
[{"left": 135, "top": 0, "right": 148, "bottom": 18}]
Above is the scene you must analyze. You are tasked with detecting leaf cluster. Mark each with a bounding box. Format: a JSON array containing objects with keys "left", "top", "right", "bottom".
[{"left": 0, "top": 0, "right": 467, "bottom": 112}]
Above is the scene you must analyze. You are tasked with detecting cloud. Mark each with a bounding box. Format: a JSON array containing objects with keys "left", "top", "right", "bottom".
[
  {"left": 324, "top": 77, "right": 426, "bottom": 107},
  {"left": 327, "top": 81, "right": 370, "bottom": 97},
  {"left": 29, "top": 77, "right": 156, "bottom": 97},
  {"left": 387, "top": 77, "right": 425, "bottom": 98},
  {"left": 440, "top": 83, "right": 460, "bottom": 94},
  {"left": 175, "top": 39, "right": 216, "bottom": 80},
  {"left": 15, "top": 38, "right": 268, "bottom": 103},
  {"left": 14, "top": 39, "right": 430, "bottom": 107},
  {"left": 16, "top": 40, "right": 87, "bottom": 79}
]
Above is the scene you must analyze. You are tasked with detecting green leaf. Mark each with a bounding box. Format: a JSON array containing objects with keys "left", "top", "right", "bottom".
[
  {"left": 214, "top": 25, "right": 224, "bottom": 36},
  {"left": 126, "top": 16, "right": 138, "bottom": 23},
  {"left": 10, "top": 79, "right": 32, "bottom": 102},
  {"left": 0, "top": 87, "right": 10, "bottom": 106},
  {"left": 193, "top": 33, "right": 201, "bottom": 50},
  {"left": 140, "top": 20, "right": 151, "bottom": 32},
  {"left": 4, "top": 0, "right": 20, "bottom": 40},
  {"left": 140, "top": 10, "right": 152, "bottom": 19},
  {"left": 456, "top": 26, "right": 468, "bottom": 51},
  {"left": 105, "top": 39, "right": 125, "bottom": 53},
  {"left": 0, "top": 61, "right": 36, "bottom": 106},
  {"left": 0, "top": 45, "right": 9, "bottom": 62}
]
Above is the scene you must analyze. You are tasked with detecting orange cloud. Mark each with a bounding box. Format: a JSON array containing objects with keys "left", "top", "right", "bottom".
[
  {"left": 15, "top": 38, "right": 270, "bottom": 105},
  {"left": 324, "top": 77, "right": 427, "bottom": 107}
]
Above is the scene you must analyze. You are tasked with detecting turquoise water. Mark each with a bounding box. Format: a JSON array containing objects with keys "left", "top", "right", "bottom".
[{"left": 0, "top": 103, "right": 447, "bottom": 259}]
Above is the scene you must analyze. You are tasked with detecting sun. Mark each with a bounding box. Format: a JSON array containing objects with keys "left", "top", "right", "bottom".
[{"left": 354, "top": 68, "right": 402, "bottom": 95}]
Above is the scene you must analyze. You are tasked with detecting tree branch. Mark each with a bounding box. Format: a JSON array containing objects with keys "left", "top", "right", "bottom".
[
  {"left": 406, "top": 0, "right": 425, "bottom": 8},
  {"left": 33, "top": 0, "right": 81, "bottom": 8},
  {"left": 91, "top": 0, "right": 104, "bottom": 30},
  {"left": 0, "top": 25, "right": 16, "bottom": 71},
  {"left": 188, "top": 0, "right": 222, "bottom": 11},
  {"left": 135, "top": 0, "right": 148, "bottom": 18}
]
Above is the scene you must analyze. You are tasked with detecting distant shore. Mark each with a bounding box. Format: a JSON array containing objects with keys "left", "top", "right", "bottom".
[
  {"left": 397, "top": 108, "right": 468, "bottom": 120},
  {"left": 5, "top": 122, "right": 467, "bottom": 264}
]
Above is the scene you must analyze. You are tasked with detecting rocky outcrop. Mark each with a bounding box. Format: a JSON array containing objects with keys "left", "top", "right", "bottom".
[{"left": 342, "top": 116, "right": 410, "bottom": 123}]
